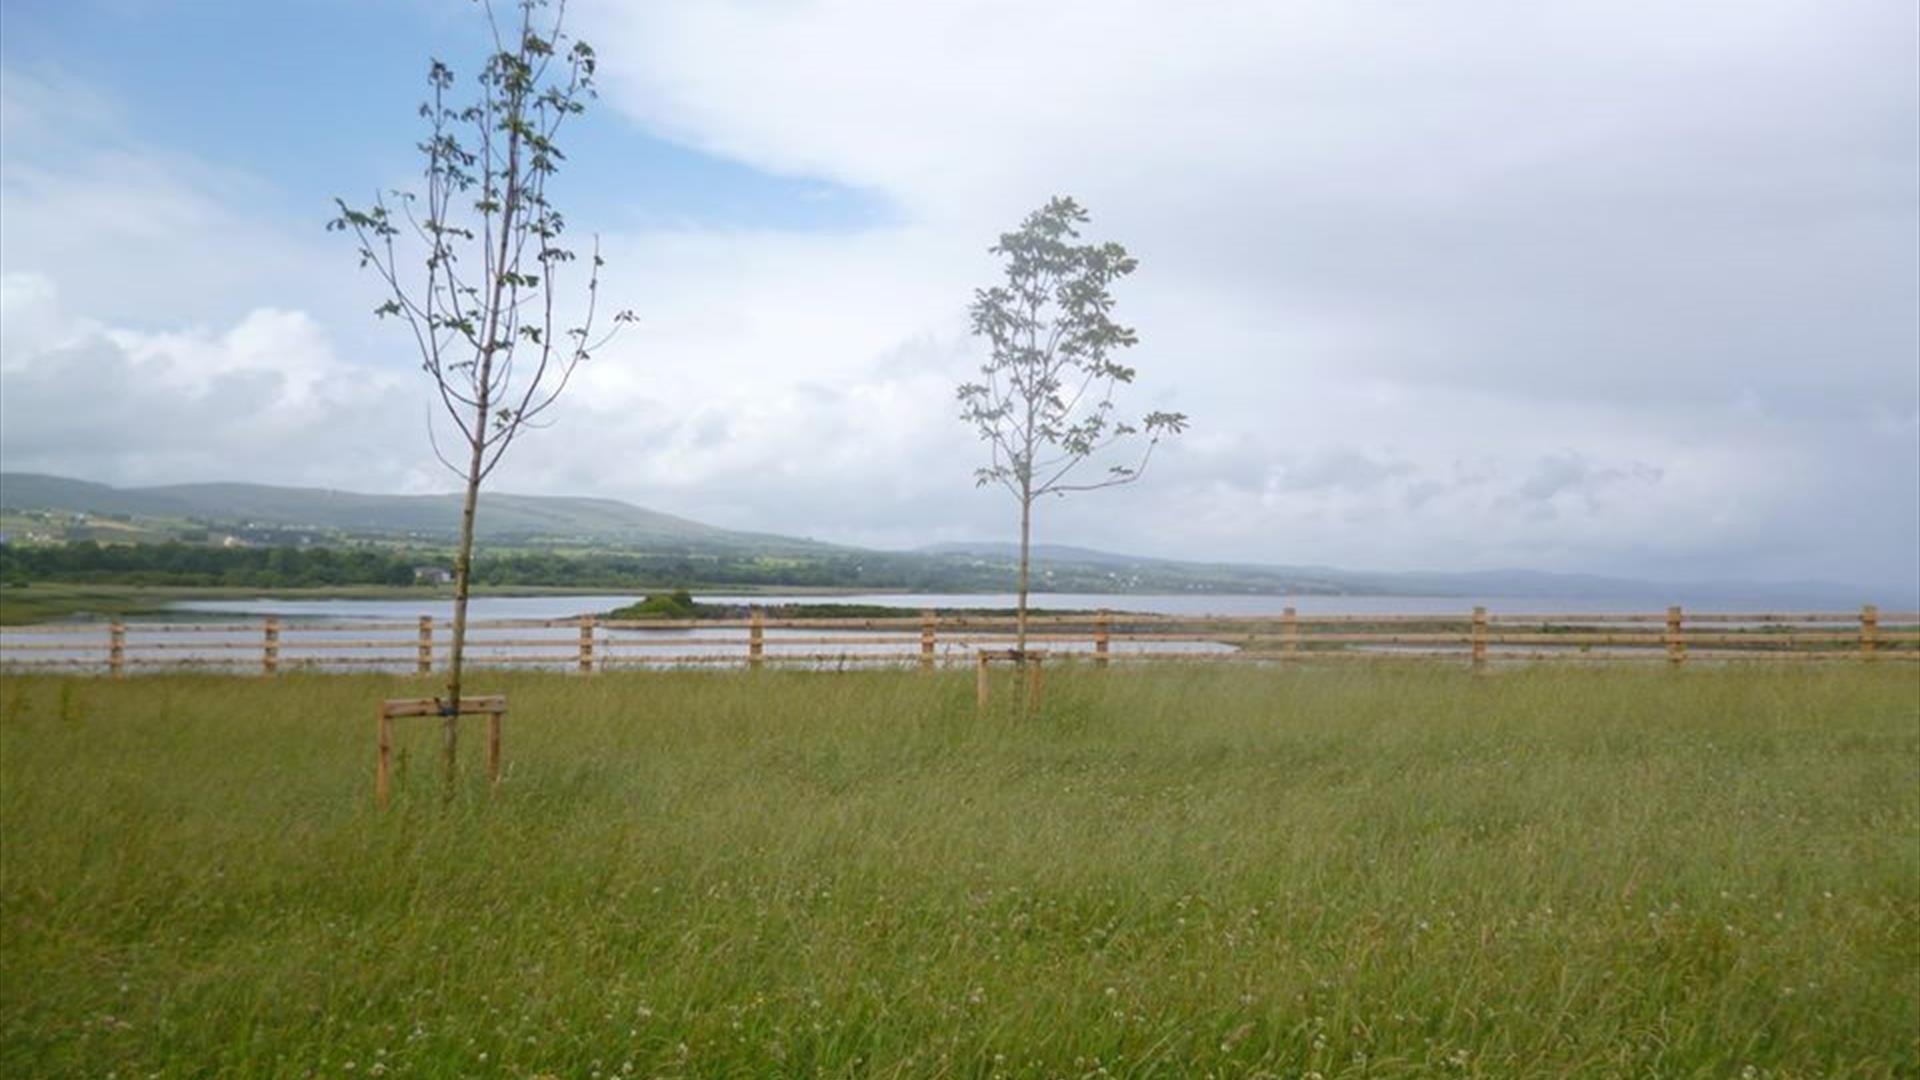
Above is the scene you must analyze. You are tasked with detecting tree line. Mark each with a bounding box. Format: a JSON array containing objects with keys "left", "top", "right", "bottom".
[{"left": 0, "top": 540, "right": 1017, "bottom": 592}]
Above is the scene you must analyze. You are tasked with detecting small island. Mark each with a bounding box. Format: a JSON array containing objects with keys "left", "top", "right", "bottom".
[{"left": 604, "top": 590, "right": 1085, "bottom": 621}]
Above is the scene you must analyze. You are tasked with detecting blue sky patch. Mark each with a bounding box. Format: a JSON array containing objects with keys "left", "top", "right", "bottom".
[{"left": 1, "top": 0, "right": 891, "bottom": 233}]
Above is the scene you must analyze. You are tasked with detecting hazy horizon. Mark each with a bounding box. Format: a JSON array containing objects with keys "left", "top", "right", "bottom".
[{"left": 7, "top": 467, "right": 1913, "bottom": 599}]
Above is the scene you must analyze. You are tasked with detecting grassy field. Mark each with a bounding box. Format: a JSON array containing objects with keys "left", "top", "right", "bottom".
[
  {"left": 0, "top": 583, "right": 489, "bottom": 626},
  {"left": 0, "top": 583, "right": 613, "bottom": 626},
  {"left": 1, "top": 664, "right": 1915, "bottom": 1078},
  {"left": 0, "top": 583, "right": 925, "bottom": 625}
]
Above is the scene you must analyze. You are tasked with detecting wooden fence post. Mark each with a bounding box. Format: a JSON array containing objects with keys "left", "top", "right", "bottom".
[
  {"left": 486, "top": 705, "right": 503, "bottom": 786},
  {"left": 1470, "top": 607, "right": 1488, "bottom": 671},
  {"left": 578, "top": 615, "right": 596, "bottom": 674},
  {"left": 262, "top": 617, "right": 280, "bottom": 676},
  {"left": 976, "top": 651, "right": 991, "bottom": 710},
  {"left": 109, "top": 620, "right": 125, "bottom": 678},
  {"left": 749, "top": 608, "right": 765, "bottom": 671},
  {"left": 1094, "top": 609, "right": 1111, "bottom": 668},
  {"left": 1861, "top": 604, "right": 1879, "bottom": 661},
  {"left": 416, "top": 616, "right": 433, "bottom": 676},
  {"left": 376, "top": 702, "right": 393, "bottom": 811},
  {"left": 1282, "top": 606, "right": 1299, "bottom": 659},
  {"left": 1027, "top": 655, "right": 1045, "bottom": 709},
  {"left": 920, "top": 609, "right": 937, "bottom": 672},
  {"left": 1666, "top": 605, "right": 1686, "bottom": 667}
]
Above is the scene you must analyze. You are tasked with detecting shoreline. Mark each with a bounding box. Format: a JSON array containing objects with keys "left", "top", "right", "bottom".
[{"left": 0, "top": 582, "right": 949, "bottom": 626}]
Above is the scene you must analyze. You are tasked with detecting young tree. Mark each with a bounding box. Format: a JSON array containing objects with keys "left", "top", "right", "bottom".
[
  {"left": 329, "top": 0, "right": 632, "bottom": 781},
  {"left": 959, "top": 196, "right": 1187, "bottom": 657}
]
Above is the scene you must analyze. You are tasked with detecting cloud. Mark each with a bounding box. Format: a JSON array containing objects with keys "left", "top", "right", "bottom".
[
  {"left": 1512, "top": 452, "right": 1662, "bottom": 508},
  {"left": 561, "top": 0, "right": 1915, "bottom": 584},
  {"left": 3, "top": 1, "right": 1917, "bottom": 589},
  {"left": 1270, "top": 449, "right": 1417, "bottom": 495},
  {"left": 0, "top": 273, "right": 421, "bottom": 489},
  {"left": 580, "top": 0, "right": 1917, "bottom": 407}
]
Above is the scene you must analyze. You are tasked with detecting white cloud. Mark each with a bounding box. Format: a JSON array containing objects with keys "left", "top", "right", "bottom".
[
  {"left": 0, "top": 274, "right": 419, "bottom": 489},
  {"left": 558, "top": 0, "right": 1916, "bottom": 584},
  {"left": 2, "top": 0, "right": 1916, "bottom": 588}
]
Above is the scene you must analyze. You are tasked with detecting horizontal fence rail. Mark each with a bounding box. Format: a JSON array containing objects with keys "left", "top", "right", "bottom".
[{"left": 1, "top": 605, "right": 1916, "bottom": 676}]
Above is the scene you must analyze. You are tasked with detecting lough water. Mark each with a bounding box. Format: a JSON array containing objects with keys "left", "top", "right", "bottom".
[
  {"left": 157, "top": 591, "right": 1853, "bottom": 623},
  {"left": 3, "top": 591, "right": 1896, "bottom": 671}
]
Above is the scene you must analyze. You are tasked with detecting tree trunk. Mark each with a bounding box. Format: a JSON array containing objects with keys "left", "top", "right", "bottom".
[
  {"left": 440, "top": 107, "right": 519, "bottom": 790},
  {"left": 442, "top": 427, "right": 485, "bottom": 789},
  {"left": 1016, "top": 487, "right": 1033, "bottom": 656}
]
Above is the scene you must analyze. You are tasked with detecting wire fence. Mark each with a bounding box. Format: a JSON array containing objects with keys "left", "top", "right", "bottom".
[{"left": 2, "top": 605, "right": 1915, "bottom": 675}]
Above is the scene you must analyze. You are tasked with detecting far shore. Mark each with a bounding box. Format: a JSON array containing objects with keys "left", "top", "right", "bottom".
[{"left": 0, "top": 582, "right": 934, "bottom": 626}]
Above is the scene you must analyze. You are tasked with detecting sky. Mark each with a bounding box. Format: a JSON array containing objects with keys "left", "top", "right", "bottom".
[{"left": 1, "top": 0, "right": 1915, "bottom": 590}]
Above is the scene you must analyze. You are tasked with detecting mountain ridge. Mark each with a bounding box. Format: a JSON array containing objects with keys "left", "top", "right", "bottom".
[
  {"left": 3, "top": 472, "right": 1907, "bottom": 604},
  {"left": 0, "top": 472, "right": 837, "bottom": 555},
  {"left": 921, "top": 541, "right": 1895, "bottom": 604}
]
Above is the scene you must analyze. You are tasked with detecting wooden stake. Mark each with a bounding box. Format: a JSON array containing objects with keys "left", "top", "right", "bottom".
[
  {"left": 487, "top": 707, "right": 503, "bottom": 785},
  {"left": 376, "top": 704, "right": 393, "bottom": 810},
  {"left": 263, "top": 617, "right": 280, "bottom": 676},
  {"left": 416, "top": 616, "right": 433, "bottom": 676},
  {"left": 1094, "top": 609, "right": 1111, "bottom": 668},
  {"left": 976, "top": 651, "right": 991, "bottom": 710},
  {"left": 376, "top": 695, "right": 507, "bottom": 810},
  {"left": 109, "top": 621, "right": 125, "bottom": 678},
  {"left": 1470, "top": 607, "right": 1488, "bottom": 671},
  {"left": 1027, "top": 653, "right": 1045, "bottom": 710},
  {"left": 578, "top": 615, "right": 596, "bottom": 674},
  {"left": 1666, "top": 605, "right": 1685, "bottom": 667},
  {"left": 920, "top": 609, "right": 936, "bottom": 672},
  {"left": 1862, "top": 604, "right": 1879, "bottom": 661},
  {"left": 749, "top": 608, "right": 765, "bottom": 671},
  {"left": 1282, "top": 606, "right": 1299, "bottom": 659}
]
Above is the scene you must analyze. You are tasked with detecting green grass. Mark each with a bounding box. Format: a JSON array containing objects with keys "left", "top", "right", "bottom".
[
  {"left": 0, "top": 583, "right": 940, "bottom": 626},
  {"left": 2, "top": 664, "right": 1916, "bottom": 1077},
  {"left": 0, "top": 583, "right": 178, "bottom": 625},
  {"left": 0, "top": 583, "right": 602, "bottom": 626}
]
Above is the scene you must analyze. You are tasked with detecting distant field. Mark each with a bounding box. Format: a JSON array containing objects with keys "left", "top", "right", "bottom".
[
  {"left": 0, "top": 583, "right": 628, "bottom": 626},
  {"left": 2, "top": 665, "right": 1916, "bottom": 1077},
  {"left": 0, "top": 583, "right": 915, "bottom": 626},
  {"left": 0, "top": 583, "right": 460, "bottom": 625}
]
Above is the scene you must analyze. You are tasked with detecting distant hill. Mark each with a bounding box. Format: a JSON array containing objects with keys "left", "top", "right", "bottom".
[
  {"left": 920, "top": 542, "right": 1898, "bottom": 607},
  {"left": 0, "top": 473, "right": 836, "bottom": 554},
  {"left": 3, "top": 473, "right": 1901, "bottom": 604}
]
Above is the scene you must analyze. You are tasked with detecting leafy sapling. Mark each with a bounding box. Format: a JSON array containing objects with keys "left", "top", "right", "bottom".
[
  {"left": 959, "top": 196, "right": 1187, "bottom": 658},
  {"left": 330, "top": 0, "right": 634, "bottom": 784}
]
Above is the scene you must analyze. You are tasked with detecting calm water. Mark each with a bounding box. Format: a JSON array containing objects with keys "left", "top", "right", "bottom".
[
  {"left": 161, "top": 590, "right": 1866, "bottom": 622},
  {"left": 5, "top": 591, "right": 1895, "bottom": 672}
]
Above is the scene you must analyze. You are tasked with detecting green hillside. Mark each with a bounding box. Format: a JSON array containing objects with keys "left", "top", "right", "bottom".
[
  {"left": 0, "top": 473, "right": 835, "bottom": 554},
  {"left": 4, "top": 473, "right": 1893, "bottom": 607}
]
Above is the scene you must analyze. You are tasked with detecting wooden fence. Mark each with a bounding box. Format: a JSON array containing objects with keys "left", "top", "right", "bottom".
[{"left": 1, "top": 605, "right": 1915, "bottom": 675}]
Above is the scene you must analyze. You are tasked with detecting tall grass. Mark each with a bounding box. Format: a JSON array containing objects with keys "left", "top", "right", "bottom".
[{"left": 2, "top": 664, "right": 1916, "bottom": 1077}]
